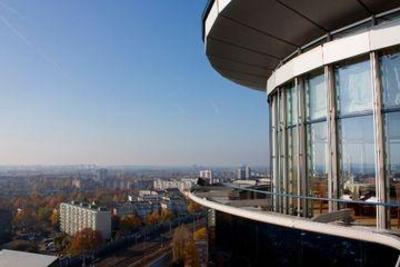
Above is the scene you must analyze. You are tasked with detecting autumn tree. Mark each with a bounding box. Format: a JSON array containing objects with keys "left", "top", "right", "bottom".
[
  {"left": 120, "top": 215, "right": 142, "bottom": 232},
  {"left": 37, "top": 207, "right": 52, "bottom": 223},
  {"left": 67, "top": 228, "right": 103, "bottom": 255},
  {"left": 172, "top": 225, "right": 200, "bottom": 267},
  {"left": 193, "top": 227, "right": 207, "bottom": 241},
  {"left": 172, "top": 226, "right": 191, "bottom": 263},
  {"left": 145, "top": 211, "right": 160, "bottom": 225},
  {"left": 184, "top": 238, "right": 200, "bottom": 267},
  {"left": 50, "top": 209, "right": 59, "bottom": 227},
  {"left": 187, "top": 201, "right": 202, "bottom": 214},
  {"left": 160, "top": 209, "right": 174, "bottom": 222}
]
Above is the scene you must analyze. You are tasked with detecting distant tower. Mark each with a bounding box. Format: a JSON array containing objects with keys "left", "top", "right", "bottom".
[
  {"left": 237, "top": 165, "right": 251, "bottom": 180},
  {"left": 200, "top": 169, "right": 213, "bottom": 184},
  {"left": 245, "top": 166, "right": 252, "bottom": 179}
]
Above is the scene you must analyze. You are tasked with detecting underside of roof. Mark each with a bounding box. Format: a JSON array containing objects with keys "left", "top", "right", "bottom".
[{"left": 203, "top": 0, "right": 400, "bottom": 91}]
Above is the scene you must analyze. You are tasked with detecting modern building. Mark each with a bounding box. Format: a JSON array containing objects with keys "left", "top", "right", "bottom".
[
  {"left": 113, "top": 200, "right": 160, "bottom": 219},
  {"left": 200, "top": 169, "right": 218, "bottom": 185},
  {"left": 153, "top": 178, "right": 197, "bottom": 191},
  {"left": 137, "top": 190, "right": 160, "bottom": 202},
  {"left": 59, "top": 202, "right": 111, "bottom": 239},
  {"left": 237, "top": 165, "right": 251, "bottom": 180},
  {"left": 189, "top": 1, "right": 400, "bottom": 266}
]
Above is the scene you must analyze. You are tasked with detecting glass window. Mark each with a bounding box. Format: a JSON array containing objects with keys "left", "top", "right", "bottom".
[
  {"left": 286, "top": 84, "right": 297, "bottom": 126},
  {"left": 384, "top": 109, "right": 400, "bottom": 229},
  {"left": 385, "top": 112, "right": 400, "bottom": 181},
  {"left": 338, "top": 116, "right": 375, "bottom": 199},
  {"left": 306, "top": 71, "right": 326, "bottom": 121},
  {"left": 380, "top": 49, "right": 400, "bottom": 108},
  {"left": 307, "top": 122, "right": 328, "bottom": 194},
  {"left": 335, "top": 58, "right": 372, "bottom": 115}
]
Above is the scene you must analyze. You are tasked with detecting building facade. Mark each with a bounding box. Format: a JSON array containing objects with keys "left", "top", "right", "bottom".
[
  {"left": 59, "top": 202, "right": 111, "bottom": 239},
  {"left": 193, "top": 0, "right": 400, "bottom": 266}
]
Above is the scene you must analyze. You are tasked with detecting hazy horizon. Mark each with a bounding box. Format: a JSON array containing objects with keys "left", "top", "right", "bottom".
[{"left": 0, "top": 1, "right": 269, "bottom": 166}]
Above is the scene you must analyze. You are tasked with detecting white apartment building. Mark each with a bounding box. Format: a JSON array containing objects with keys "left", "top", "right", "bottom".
[
  {"left": 59, "top": 202, "right": 111, "bottom": 239},
  {"left": 153, "top": 178, "right": 197, "bottom": 191},
  {"left": 200, "top": 169, "right": 215, "bottom": 184}
]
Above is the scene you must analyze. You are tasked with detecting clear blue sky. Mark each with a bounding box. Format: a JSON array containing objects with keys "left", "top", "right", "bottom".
[{"left": 0, "top": 0, "right": 269, "bottom": 167}]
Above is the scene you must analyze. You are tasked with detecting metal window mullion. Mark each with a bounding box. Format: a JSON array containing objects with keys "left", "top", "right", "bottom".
[
  {"left": 268, "top": 95, "right": 273, "bottom": 209},
  {"left": 272, "top": 91, "right": 280, "bottom": 212},
  {"left": 297, "top": 77, "right": 307, "bottom": 217},
  {"left": 371, "top": 51, "right": 388, "bottom": 229},
  {"left": 326, "top": 64, "right": 339, "bottom": 212},
  {"left": 281, "top": 88, "right": 289, "bottom": 214},
  {"left": 271, "top": 93, "right": 279, "bottom": 212}
]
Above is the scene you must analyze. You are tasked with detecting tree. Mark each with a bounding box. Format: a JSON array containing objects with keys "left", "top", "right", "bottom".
[
  {"left": 187, "top": 201, "right": 202, "bottom": 214},
  {"left": 193, "top": 227, "right": 207, "bottom": 241},
  {"left": 37, "top": 207, "right": 52, "bottom": 223},
  {"left": 172, "top": 225, "right": 200, "bottom": 267},
  {"left": 145, "top": 211, "right": 160, "bottom": 225},
  {"left": 120, "top": 215, "right": 142, "bottom": 232},
  {"left": 50, "top": 209, "right": 59, "bottom": 227},
  {"left": 184, "top": 238, "right": 200, "bottom": 267},
  {"left": 67, "top": 228, "right": 103, "bottom": 255},
  {"left": 160, "top": 209, "right": 174, "bottom": 222}
]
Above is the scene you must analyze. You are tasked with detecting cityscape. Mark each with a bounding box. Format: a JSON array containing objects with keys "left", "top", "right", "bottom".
[
  {"left": 1, "top": 0, "right": 400, "bottom": 267},
  {"left": 0, "top": 165, "right": 267, "bottom": 266}
]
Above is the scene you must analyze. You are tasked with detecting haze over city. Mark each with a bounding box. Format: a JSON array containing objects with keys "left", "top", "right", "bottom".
[{"left": 0, "top": 0, "right": 268, "bottom": 167}]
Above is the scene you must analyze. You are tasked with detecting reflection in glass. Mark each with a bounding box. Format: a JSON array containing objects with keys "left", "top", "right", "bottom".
[
  {"left": 335, "top": 59, "right": 372, "bottom": 115},
  {"left": 338, "top": 116, "right": 375, "bottom": 199},
  {"left": 380, "top": 49, "right": 400, "bottom": 108},
  {"left": 307, "top": 122, "right": 328, "bottom": 195},
  {"left": 384, "top": 112, "right": 400, "bottom": 228},
  {"left": 286, "top": 84, "right": 297, "bottom": 126},
  {"left": 306, "top": 72, "right": 326, "bottom": 121}
]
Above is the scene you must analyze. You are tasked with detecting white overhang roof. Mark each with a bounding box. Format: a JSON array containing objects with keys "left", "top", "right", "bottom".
[{"left": 202, "top": 0, "right": 400, "bottom": 91}]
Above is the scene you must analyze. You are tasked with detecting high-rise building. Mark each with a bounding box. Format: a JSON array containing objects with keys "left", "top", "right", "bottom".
[
  {"left": 191, "top": 1, "right": 400, "bottom": 265},
  {"left": 237, "top": 166, "right": 251, "bottom": 180},
  {"left": 237, "top": 167, "right": 246, "bottom": 180},
  {"left": 59, "top": 202, "right": 111, "bottom": 239},
  {"left": 199, "top": 169, "right": 214, "bottom": 184}
]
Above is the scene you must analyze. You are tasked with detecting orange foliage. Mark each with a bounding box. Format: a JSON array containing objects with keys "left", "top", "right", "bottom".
[
  {"left": 68, "top": 228, "right": 103, "bottom": 255},
  {"left": 193, "top": 227, "right": 207, "bottom": 241},
  {"left": 145, "top": 211, "right": 160, "bottom": 225}
]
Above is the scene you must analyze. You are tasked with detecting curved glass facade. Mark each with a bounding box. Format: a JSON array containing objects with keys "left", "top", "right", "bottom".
[{"left": 269, "top": 46, "right": 400, "bottom": 229}]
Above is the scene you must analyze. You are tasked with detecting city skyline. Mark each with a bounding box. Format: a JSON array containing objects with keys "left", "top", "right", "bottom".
[{"left": 0, "top": 0, "right": 269, "bottom": 166}]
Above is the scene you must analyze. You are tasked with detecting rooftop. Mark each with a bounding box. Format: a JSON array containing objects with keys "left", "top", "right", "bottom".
[
  {"left": 0, "top": 249, "right": 58, "bottom": 267},
  {"left": 202, "top": 0, "right": 400, "bottom": 91}
]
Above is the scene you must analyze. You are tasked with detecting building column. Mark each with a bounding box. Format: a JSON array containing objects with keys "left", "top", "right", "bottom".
[
  {"left": 281, "top": 88, "right": 289, "bottom": 214},
  {"left": 371, "top": 51, "right": 388, "bottom": 229},
  {"left": 326, "top": 65, "right": 339, "bottom": 212},
  {"left": 271, "top": 92, "right": 280, "bottom": 212},
  {"left": 297, "top": 77, "right": 308, "bottom": 217}
]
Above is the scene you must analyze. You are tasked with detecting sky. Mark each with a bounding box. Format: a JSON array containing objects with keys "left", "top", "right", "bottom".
[{"left": 0, "top": 0, "right": 269, "bottom": 167}]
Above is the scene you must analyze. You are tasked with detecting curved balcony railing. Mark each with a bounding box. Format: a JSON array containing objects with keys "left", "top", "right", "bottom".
[{"left": 187, "top": 182, "right": 400, "bottom": 254}]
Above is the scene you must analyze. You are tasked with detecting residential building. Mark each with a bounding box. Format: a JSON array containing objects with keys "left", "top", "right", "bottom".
[
  {"left": 59, "top": 202, "right": 111, "bottom": 239},
  {"left": 237, "top": 166, "right": 251, "bottom": 180},
  {"left": 113, "top": 200, "right": 160, "bottom": 220}
]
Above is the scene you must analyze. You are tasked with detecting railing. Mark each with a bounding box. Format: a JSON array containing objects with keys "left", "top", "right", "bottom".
[{"left": 221, "top": 183, "right": 400, "bottom": 208}]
